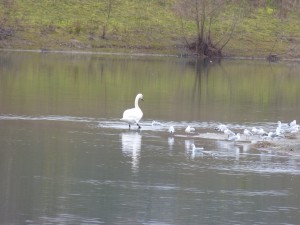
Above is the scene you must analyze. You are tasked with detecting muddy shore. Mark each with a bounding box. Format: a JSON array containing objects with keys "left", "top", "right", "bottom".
[{"left": 198, "top": 132, "right": 300, "bottom": 155}]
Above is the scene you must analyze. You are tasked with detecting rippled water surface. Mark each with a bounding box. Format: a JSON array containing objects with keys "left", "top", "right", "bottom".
[{"left": 0, "top": 52, "right": 300, "bottom": 225}]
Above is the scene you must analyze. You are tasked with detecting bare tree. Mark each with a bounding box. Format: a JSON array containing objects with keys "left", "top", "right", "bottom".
[
  {"left": 101, "top": 0, "right": 119, "bottom": 39},
  {"left": 276, "top": 0, "right": 299, "bottom": 19},
  {"left": 173, "top": 0, "right": 241, "bottom": 57}
]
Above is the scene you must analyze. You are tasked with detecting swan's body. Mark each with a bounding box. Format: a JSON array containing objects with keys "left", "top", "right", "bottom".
[{"left": 121, "top": 93, "right": 143, "bottom": 129}]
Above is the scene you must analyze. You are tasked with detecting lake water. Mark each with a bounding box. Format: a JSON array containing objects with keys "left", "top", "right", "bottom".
[{"left": 0, "top": 51, "right": 300, "bottom": 225}]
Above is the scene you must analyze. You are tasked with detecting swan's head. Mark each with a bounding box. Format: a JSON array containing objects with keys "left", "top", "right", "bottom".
[{"left": 137, "top": 93, "right": 144, "bottom": 101}]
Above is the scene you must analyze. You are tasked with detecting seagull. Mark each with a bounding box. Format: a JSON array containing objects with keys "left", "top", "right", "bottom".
[
  {"left": 277, "top": 121, "right": 291, "bottom": 134},
  {"left": 261, "top": 131, "right": 282, "bottom": 140},
  {"left": 267, "top": 132, "right": 280, "bottom": 139},
  {"left": 276, "top": 122, "right": 284, "bottom": 134},
  {"left": 216, "top": 124, "right": 227, "bottom": 132},
  {"left": 289, "top": 120, "right": 297, "bottom": 127},
  {"left": 257, "top": 128, "right": 267, "bottom": 136},
  {"left": 228, "top": 133, "right": 240, "bottom": 141},
  {"left": 168, "top": 126, "right": 175, "bottom": 135},
  {"left": 278, "top": 120, "right": 289, "bottom": 128},
  {"left": 276, "top": 126, "right": 282, "bottom": 135},
  {"left": 185, "top": 126, "right": 195, "bottom": 133},
  {"left": 224, "top": 128, "right": 235, "bottom": 137},
  {"left": 243, "top": 129, "right": 253, "bottom": 138},
  {"left": 151, "top": 120, "right": 162, "bottom": 126},
  {"left": 120, "top": 93, "right": 144, "bottom": 129},
  {"left": 191, "top": 144, "right": 204, "bottom": 151},
  {"left": 277, "top": 120, "right": 299, "bottom": 134},
  {"left": 251, "top": 127, "right": 259, "bottom": 135},
  {"left": 287, "top": 125, "right": 299, "bottom": 133},
  {"left": 190, "top": 144, "right": 204, "bottom": 159}
]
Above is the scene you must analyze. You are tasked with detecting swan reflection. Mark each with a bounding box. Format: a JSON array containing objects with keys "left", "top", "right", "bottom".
[{"left": 121, "top": 132, "right": 142, "bottom": 173}]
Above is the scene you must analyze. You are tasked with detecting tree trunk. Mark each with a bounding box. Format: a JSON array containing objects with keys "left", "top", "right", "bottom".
[{"left": 101, "top": 0, "right": 113, "bottom": 39}]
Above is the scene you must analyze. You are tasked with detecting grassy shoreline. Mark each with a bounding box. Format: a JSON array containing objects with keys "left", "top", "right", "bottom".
[
  {"left": 2, "top": 1, "right": 300, "bottom": 60},
  {"left": 3, "top": 48, "right": 300, "bottom": 63}
]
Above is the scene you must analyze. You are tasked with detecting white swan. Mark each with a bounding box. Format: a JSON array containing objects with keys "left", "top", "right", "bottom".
[{"left": 120, "top": 93, "right": 144, "bottom": 129}]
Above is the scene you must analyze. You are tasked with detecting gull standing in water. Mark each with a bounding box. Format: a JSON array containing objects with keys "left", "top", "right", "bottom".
[
  {"left": 243, "top": 129, "right": 253, "bottom": 139},
  {"left": 152, "top": 120, "right": 162, "bottom": 126},
  {"left": 287, "top": 125, "right": 299, "bottom": 133},
  {"left": 267, "top": 132, "right": 281, "bottom": 139},
  {"left": 191, "top": 144, "right": 204, "bottom": 151},
  {"left": 277, "top": 120, "right": 298, "bottom": 134},
  {"left": 120, "top": 93, "right": 144, "bottom": 129},
  {"left": 185, "top": 126, "right": 195, "bottom": 133},
  {"left": 216, "top": 124, "right": 227, "bottom": 132},
  {"left": 190, "top": 144, "right": 204, "bottom": 159},
  {"left": 224, "top": 128, "right": 235, "bottom": 138},
  {"left": 168, "top": 126, "right": 175, "bottom": 135},
  {"left": 289, "top": 120, "right": 297, "bottom": 127},
  {"left": 228, "top": 133, "right": 240, "bottom": 142},
  {"left": 251, "top": 127, "right": 259, "bottom": 135}
]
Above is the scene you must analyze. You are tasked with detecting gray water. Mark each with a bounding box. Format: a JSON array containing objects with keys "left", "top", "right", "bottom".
[{"left": 0, "top": 51, "right": 300, "bottom": 225}]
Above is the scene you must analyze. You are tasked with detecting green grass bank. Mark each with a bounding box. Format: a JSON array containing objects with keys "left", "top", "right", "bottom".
[{"left": 1, "top": 0, "right": 300, "bottom": 59}]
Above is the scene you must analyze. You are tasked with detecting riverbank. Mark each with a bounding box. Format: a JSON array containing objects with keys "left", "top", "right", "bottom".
[
  {"left": 3, "top": 48, "right": 300, "bottom": 64},
  {"left": 2, "top": 33, "right": 300, "bottom": 60},
  {"left": 2, "top": 1, "right": 300, "bottom": 59}
]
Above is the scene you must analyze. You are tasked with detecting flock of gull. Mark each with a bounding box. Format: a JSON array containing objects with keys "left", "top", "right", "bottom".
[
  {"left": 121, "top": 93, "right": 299, "bottom": 151},
  {"left": 214, "top": 120, "right": 299, "bottom": 141}
]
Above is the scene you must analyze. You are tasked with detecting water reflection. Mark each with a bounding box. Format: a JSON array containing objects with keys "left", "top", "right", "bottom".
[
  {"left": 121, "top": 132, "right": 142, "bottom": 173},
  {"left": 215, "top": 140, "right": 241, "bottom": 160},
  {"left": 184, "top": 139, "right": 197, "bottom": 159},
  {"left": 167, "top": 137, "right": 174, "bottom": 151},
  {"left": 1, "top": 52, "right": 300, "bottom": 225}
]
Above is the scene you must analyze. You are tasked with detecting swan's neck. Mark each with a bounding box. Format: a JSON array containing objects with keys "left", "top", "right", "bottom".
[{"left": 134, "top": 96, "right": 140, "bottom": 109}]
